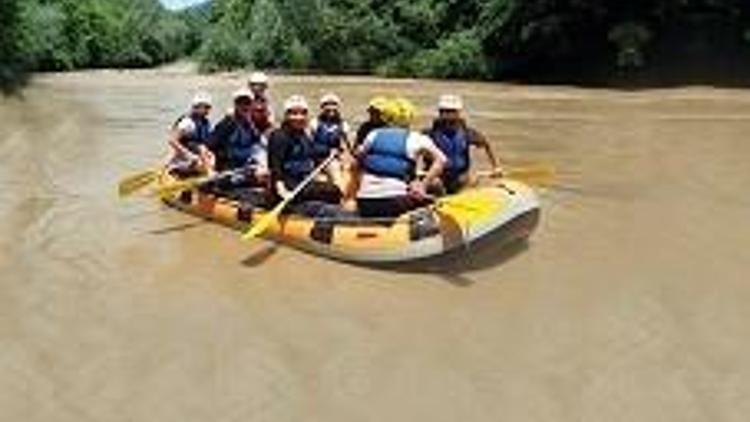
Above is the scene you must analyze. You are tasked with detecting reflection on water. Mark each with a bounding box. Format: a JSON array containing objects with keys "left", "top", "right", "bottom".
[{"left": 1, "top": 69, "right": 749, "bottom": 421}]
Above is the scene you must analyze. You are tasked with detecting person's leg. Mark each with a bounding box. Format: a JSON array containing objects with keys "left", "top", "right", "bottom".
[
  {"left": 395, "top": 195, "right": 433, "bottom": 214},
  {"left": 442, "top": 173, "right": 470, "bottom": 195},
  {"left": 357, "top": 197, "right": 410, "bottom": 219},
  {"left": 300, "top": 181, "right": 342, "bottom": 204}
]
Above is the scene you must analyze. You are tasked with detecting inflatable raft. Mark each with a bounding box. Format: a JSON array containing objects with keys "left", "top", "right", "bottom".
[{"left": 159, "top": 175, "right": 540, "bottom": 263}]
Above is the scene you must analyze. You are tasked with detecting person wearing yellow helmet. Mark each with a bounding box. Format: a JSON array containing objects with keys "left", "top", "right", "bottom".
[
  {"left": 422, "top": 94, "right": 501, "bottom": 194},
  {"left": 387, "top": 97, "right": 416, "bottom": 128},
  {"left": 354, "top": 96, "right": 388, "bottom": 147},
  {"left": 354, "top": 97, "right": 447, "bottom": 218}
]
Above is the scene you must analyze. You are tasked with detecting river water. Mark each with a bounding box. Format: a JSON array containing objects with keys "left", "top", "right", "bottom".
[{"left": 1, "top": 68, "right": 748, "bottom": 421}]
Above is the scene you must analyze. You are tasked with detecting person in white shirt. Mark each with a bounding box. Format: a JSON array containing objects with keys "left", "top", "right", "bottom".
[
  {"left": 165, "top": 92, "right": 214, "bottom": 177},
  {"left": 355, "top": 98, "right": 446, "bottom": 218}
]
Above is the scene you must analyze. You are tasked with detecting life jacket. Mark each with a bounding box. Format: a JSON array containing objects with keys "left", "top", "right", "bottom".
[
  {"left": 433, "top": 126, "right": 470, "bottom": 176},
  {"left": 362, "top": 128, "right": 415, "bottom": 180},
  {"left": 226, "top": 118, "right": 262, "bottom": 169},
  {"left": 281, "top": 130, "right": 316, "bottom": 186},
  {"left": 312, "top": 119, "right": 344, "bottom": 159},
  {"left": 173, "top": 114, "right": 211, "bottom": 153}
]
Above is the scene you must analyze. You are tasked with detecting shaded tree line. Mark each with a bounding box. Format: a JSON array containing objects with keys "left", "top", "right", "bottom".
[
  {"left": 197, "top": 0, "right": 750, "bottom": 82},
  {"left": 4, "top": 0, "right": 750, "bottom": 93}
]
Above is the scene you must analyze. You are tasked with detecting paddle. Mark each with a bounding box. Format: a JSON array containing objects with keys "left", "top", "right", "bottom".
[
  {"left": 149, "top": 170, "right": 237, "bottom": 199},
  {"left": 118, "top": 168, "right": 162, "bottom": 198},
  {"left": 476, "top": 164, "right": 557, "bottom": 187},
  {"left": 417, "top": 163, "right": 557, "bottom": 188},
  {"left": 241, "top": 153, "right": 338, "bottom": 241}
]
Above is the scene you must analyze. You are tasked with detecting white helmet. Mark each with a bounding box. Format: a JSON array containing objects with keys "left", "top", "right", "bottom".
[
  {"left": 248, "top": 71, "right": 269, "bottom": 85},
  {"left": 191, "top": 91, "right": 213, "bottom": 107},
  {"left": 284, "top": 95, "right": 309, "bottom": 112},
  {"left": 320, "top": 93, "right": 341, "bottom": 107},
  {"left": 233, "top": 87, "right": 254, "bottom": 102},
  {"left": 438, "top": 94, "right": 464, "bottom": 111}
]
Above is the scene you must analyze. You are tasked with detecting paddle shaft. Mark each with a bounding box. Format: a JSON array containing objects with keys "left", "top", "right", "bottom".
[
  {"left": 277, "top": 153, "right": 337, "bottom": 210},
  {"left": 242, "top": 153, "right": 337, "bottom": 240}
]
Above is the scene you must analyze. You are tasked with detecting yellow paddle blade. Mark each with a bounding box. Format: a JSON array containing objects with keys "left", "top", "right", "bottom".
[
  {"left": 242, "top": 208, "right": 281, "bottom": 241},
  {"left": 505, "top": 165, "right": 557, "bottom": 187},
  {"left": 118, "top": 169, "right": 160, "bottom": 198},
  {"left": 476, "top": 164, "right": 558, "bottom": 187},
  {"left": 150, "top": 176, "right": 207, "bottom": 199}
]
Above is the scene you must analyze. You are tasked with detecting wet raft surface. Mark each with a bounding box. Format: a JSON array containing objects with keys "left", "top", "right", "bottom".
[{"left": 1, "top": 68, "right": 749, "bottom": 421}]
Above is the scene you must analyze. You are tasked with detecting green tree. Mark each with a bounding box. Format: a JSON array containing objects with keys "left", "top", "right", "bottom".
[{"left": 0, "top": 0, "right": 27, "bottom": 92}]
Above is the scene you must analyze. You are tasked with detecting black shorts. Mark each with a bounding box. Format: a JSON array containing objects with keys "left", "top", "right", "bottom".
[{"left": 356, "top": 196, "right": 432, "bottom": 219}]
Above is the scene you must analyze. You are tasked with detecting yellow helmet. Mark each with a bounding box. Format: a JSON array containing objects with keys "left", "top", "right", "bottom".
[
  {"left": 391, "top": 97, "right": 416, "bottom": 127},
  {"left": 368, "top": 96, "right": 389, "bottom": 112},
  {"left": 380, "top": 98, "right": 400, "bottom": 126}
]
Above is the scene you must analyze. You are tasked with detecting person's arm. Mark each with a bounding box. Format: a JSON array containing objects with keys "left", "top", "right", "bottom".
[
  {"left": 267, "top": 131, "right": 292, "bottom": 199},
  {"left": 198, "top": 145, "right": 215, "bottom": 174},
  {"left": 468, "top": 127, "right": 500, "bottom": 174},
  {"left": 419, "top": 139, "right": 447, "bottom": 188},
  {"left": 339, "top": 121, "right": 352, "bottom": 152},
  {"left": 168, "top": 120, "right": 199, "bottom": 161},
  {"left": 411, "top": 134, "right": 446, "bottom": 196}
]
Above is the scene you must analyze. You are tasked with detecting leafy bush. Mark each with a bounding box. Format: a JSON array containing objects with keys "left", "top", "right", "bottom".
[
  {"left": 409, "top": 31, "right": 490, "bottom": 79},
  {"left": 197, "top": 23, "right": 253, "bottom": 71}
]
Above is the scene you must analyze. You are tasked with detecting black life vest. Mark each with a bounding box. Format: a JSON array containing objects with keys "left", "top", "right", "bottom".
[{"left": 281, "top": 130, "right": 316, "bottom": 187}]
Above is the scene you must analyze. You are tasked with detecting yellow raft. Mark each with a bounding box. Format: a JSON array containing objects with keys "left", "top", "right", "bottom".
[{"left": 159, "top": 175, "right": 540, "bottom": 263}]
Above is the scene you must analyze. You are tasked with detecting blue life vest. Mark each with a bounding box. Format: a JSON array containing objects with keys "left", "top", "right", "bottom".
[
  {"left": 312, "top": 120, "right": 343, "bottom": 159},
  {"left": 362, "top": 128, "right": 415, "bottom": 180},
  {"left": 227, "top": 120, "right": 261, "bottom": 169},
  {"left": 434, "top": 127, "right": 470, "bottom": 176},
  {"left": 282, "top": 133, "right": 316, "bottom": 186},
  {"left": 174, "top": 114, "right": 211, "bottom": 152}
]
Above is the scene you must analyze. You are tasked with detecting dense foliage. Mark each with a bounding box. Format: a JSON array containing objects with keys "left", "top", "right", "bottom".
[
  {"left": 1, "top": 0, "right": 205, "bottom": 91},
  {"left": 198, "top": 0, "right": 750, "bottom": 81},
  {"left": 3, "top": 0, "right": 750, "bottom": 90},
  {"left": 16, "top": 0, "right": 199, "bottom": 70}
]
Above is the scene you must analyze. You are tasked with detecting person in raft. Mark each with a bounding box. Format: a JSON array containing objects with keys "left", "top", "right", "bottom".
[
  {"left": 203, "top": 88, "right": 270, "bottom": 197},
  {"left": 310, "top": 93, "right": 350, "bottom": 160},
  {"left": 354, "top": 97, "right": 447, "bottom": 219},
  {"left": 165, "top": 92, "right": 214, "bottom": 177},
  {"left": 423, "top": 94, "right": 501, "bottom": 194},
  {"left": 267, "top": 95, "right": 343, "bottom": 215},
  {"left": 248, "top": 93, "right": 274, "bottom": 143},
  {"left": 354, "top": 96, "right": 388, "bottom": 148},
  {"left": 247, "top": 71, "right": 276, "bottom": 122}
]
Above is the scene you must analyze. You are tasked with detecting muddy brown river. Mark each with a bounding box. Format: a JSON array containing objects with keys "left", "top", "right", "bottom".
[{"left": 1, "top": 68, "right": 749, "bottom": 421}]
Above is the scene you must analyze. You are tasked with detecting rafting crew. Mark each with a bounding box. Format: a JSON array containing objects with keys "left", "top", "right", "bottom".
[
  {"left": 162, "top": 86, "right": 508, "bottom": 221},
  {"left": 165, "top": 92, "right": 214, "bottom": 177},
  {"left": 423, "top": 94, "right": 501, "bottom": 194},
  {"left": 354, "top": 97, "right": 447, "bottom": 218}
]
